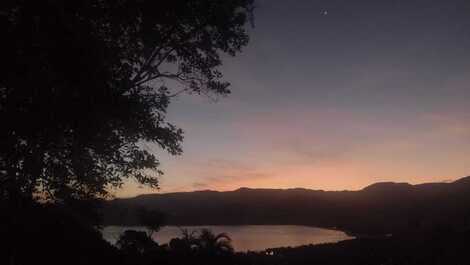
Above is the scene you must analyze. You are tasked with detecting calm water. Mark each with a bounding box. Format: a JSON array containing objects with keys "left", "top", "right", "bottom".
[{"left": 102, "top": 225, "right": 353, "bottom": 252}]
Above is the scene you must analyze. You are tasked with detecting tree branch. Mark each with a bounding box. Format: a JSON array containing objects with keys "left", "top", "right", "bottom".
[
  {"left": 130, "top": 22, "right": 208, "bottom": 89},
  {"left": 131, "top": 24, "right": 180, "bottom": 84}
]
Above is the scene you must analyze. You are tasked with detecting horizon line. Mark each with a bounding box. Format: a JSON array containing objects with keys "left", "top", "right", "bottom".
[{"left": 112, "top": 175, "right": 468, "bottom": 199}]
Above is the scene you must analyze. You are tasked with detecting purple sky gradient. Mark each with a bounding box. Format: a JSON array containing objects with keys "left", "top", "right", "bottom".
[{"left": 114, "top": 0, "right": 470, "bottom": 197}]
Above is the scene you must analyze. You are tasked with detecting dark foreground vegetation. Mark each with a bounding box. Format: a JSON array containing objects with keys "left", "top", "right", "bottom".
[
  {"left": 244, "top": 230, "right": 470, "bottom": 265},
  {"left": 3, "top": 199, "right": 470, "bottom": 265}
]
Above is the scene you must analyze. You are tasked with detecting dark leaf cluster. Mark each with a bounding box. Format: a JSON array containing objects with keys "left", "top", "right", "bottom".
[{"left": 0, "top": 0, "right": 253, "bottom": 201}]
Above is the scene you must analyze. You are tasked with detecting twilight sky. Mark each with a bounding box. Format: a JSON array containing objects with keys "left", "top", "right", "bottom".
[{"left": 115, "top": 0, "right": 470, "bottom": 197}]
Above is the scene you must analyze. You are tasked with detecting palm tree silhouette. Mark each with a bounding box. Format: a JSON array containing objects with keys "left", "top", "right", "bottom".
[
  {"left": 169, "top": 228, "right": 198, "bottom": 255},
  {"left": 169, "top": 228, "right": 235, "bottom": 265},
  {"left": 196, "top": 229, "right": 234, "bottom": 255}
]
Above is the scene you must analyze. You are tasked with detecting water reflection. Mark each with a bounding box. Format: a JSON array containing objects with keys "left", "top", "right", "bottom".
[{"left": 102, "top": 225, "right": 353, "bottom": 251}]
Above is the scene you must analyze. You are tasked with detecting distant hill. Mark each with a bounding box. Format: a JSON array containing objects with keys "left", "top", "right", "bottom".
[{"left": 102, "top": 176, "right": 470, "bottom": 235}]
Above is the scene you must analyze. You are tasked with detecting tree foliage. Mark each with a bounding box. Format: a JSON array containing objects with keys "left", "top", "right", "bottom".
[
  {"left": 117, "top": 230, "right": 159, "bottom": 254},
  {"left": 0, "top": 0, "right": 254, "bottom": 201}
]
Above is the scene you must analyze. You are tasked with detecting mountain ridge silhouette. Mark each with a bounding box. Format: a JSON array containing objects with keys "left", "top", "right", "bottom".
[{"left": 103, "top": 176, "right": 470, "bottom": 235}]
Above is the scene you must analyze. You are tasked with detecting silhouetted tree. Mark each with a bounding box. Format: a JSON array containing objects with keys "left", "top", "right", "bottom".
[
  {"left": 138, "top": 208, "right": 166, "bottom": 237},
  {"left": 167, "top": 228, "right": 234, "bottom": 265},
  {"left": 196, "top": 229, "right": 234, "bottom": 255},
  {"left": 0, "top": 0, "right": 254, "bottom": 202},
  {"left": 117, "top": 230, "right": 158, "bottom": 254},
  {"left": 169, "top": 228, "right": 198, "bottom": 255},
  {"left": 116, "top": 230, "right": 163, "bottom": 265}
]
